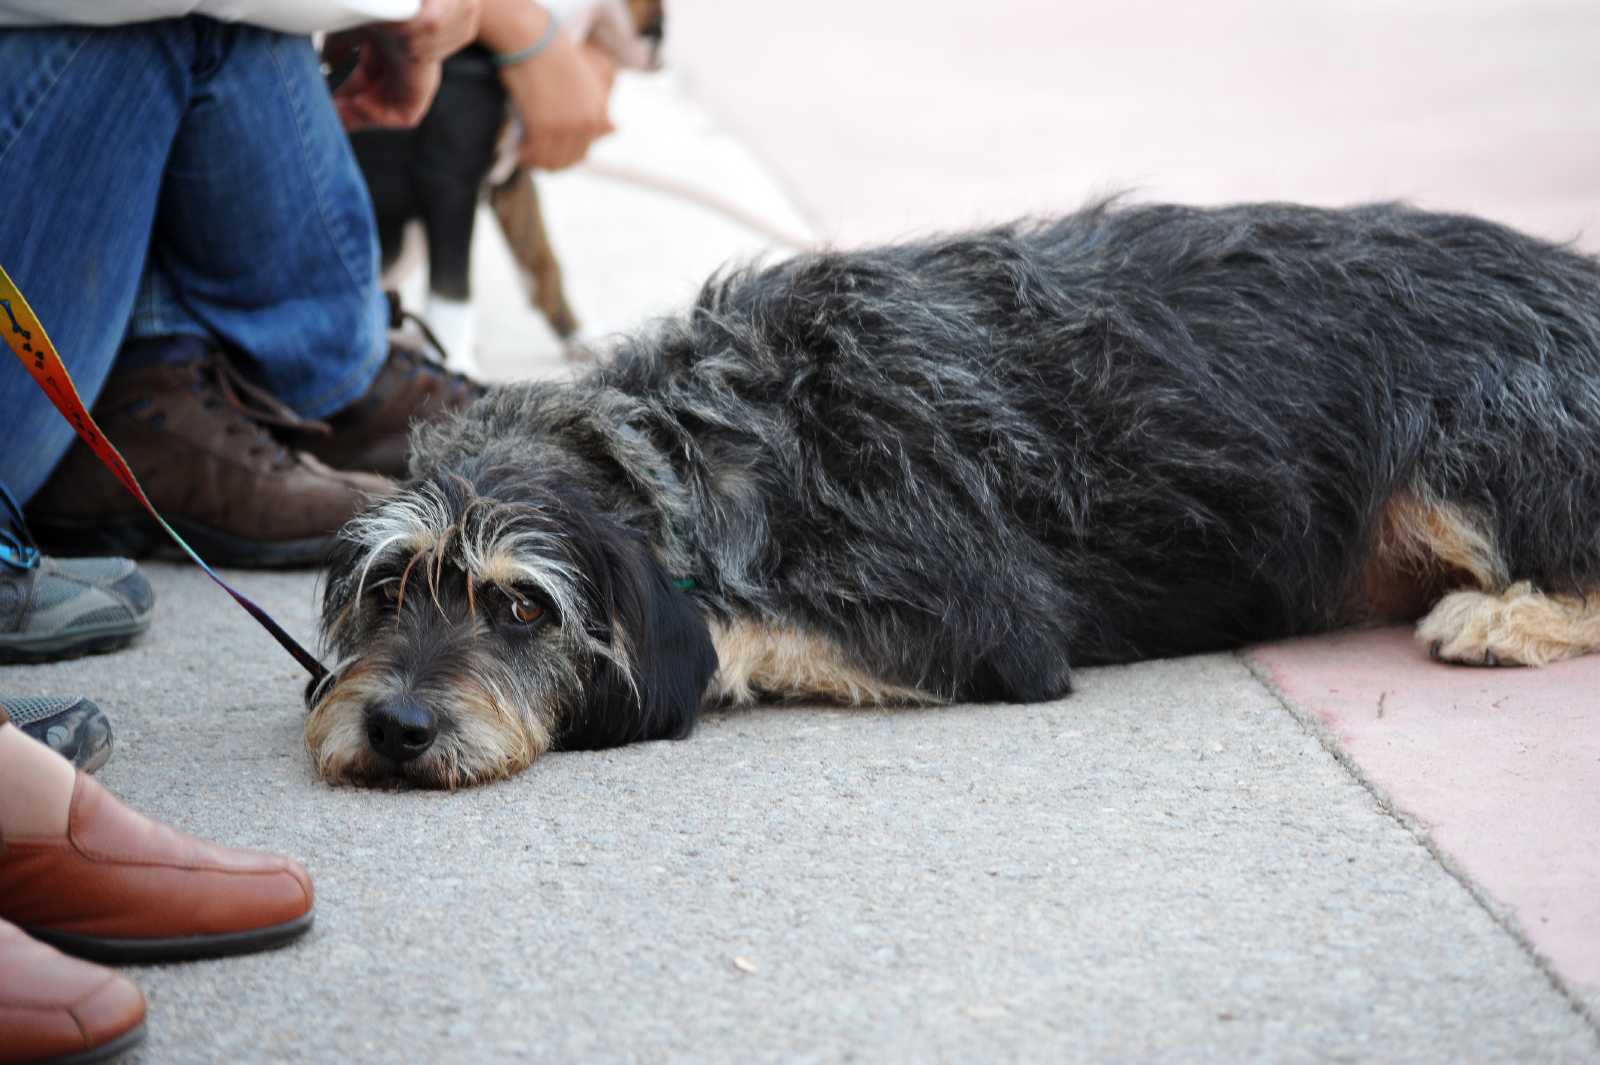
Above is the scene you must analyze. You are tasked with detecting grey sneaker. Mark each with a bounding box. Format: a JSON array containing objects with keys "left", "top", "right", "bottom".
[
  {"left": 2, "top": 695, "right": 114, "bottom": 773},
  {"left": 1, "top": 484, "right": 155, "bottom": 663}
]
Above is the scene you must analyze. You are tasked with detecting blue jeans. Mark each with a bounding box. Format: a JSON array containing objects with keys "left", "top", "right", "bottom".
[{"left": 0, "top": 18, "right": 388, "bottom": 505}]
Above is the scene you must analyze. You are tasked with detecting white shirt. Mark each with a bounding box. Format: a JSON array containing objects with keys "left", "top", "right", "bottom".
[{"left": 0, "top": 1, "right": 422, "bottom": 34}]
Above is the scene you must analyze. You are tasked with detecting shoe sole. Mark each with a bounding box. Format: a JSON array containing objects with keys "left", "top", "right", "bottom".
[
  {"left": 29, "top": 1022, "right": 146, "bottom": 1065},
  {"left": 28, "top": 515, "right": 335, "bottom": 569},
  {"left": 11, "top": 704, "right": 115, "bottom": 774},
  {"left": 0, "top": 618, "right": 151, "bottom": 665},
  {"left": 25, "top": 910, "right": 315, "bottom": 966}
]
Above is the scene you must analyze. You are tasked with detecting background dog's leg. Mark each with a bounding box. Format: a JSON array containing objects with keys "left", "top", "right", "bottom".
[
  {"left": 421, "top": 294, "right": 479, "bottom": 373},
  {"left": 489, "top": 170, "right": 582, "bottom": 343},
  {"left": 1417, "top": 582, "right": 1600, "bottom": 667}
]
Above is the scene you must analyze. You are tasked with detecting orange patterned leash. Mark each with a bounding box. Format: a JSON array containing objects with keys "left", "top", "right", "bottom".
[{"left": 0, "top": 265, "right": 328, "bottom": 683}]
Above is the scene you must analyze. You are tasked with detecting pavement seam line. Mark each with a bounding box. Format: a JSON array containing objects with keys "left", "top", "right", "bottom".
[{"left": 1233, "top": 648, "right": 1600, "bottom": 1044}]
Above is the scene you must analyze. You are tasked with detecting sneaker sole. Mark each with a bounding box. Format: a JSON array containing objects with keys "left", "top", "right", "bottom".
[
  {"left": 0, "top": 618, "right": 151, "bottom": 664},
  {"left": 8, "top": 697, "right": 116, "bottom": 773},
  {"left": 28, "top": 515, "right": 336, "bottom": 569},
  {"left": 25, "top": 909, "right": 315, "bottom": 965}
]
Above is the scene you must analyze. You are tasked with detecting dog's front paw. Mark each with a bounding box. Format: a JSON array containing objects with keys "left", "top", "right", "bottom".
[{"left": 1416, "top": 581, "right": 1584, "bottom": 668}]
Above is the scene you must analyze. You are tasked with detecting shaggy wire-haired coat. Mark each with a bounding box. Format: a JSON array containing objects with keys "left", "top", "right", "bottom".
[{"left": 309, "top": 200, "right": 1600, "bottom": 788}]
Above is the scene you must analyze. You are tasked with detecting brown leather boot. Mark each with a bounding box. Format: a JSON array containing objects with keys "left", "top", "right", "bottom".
[
  {"left": 0, "top": 918, "right": 145, "bottom": 1065},
  {"left": 26, "top": 353, "right": 393, "bottom": 568},
  {"left": 0, "top": 771, "right": 314, "bottom": 965},
  {"left": 287, "top": 301, "right": 485, "bottom": 479}
]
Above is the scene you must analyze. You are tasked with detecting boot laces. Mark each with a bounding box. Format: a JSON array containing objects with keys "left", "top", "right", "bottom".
[{"left": 196, "top": 356, "right": 332, "bottom": 469}]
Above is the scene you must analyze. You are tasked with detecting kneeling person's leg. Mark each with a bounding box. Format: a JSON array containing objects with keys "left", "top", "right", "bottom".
[{"left": 0, "top": 22, "right": 197, "bottom": 504}]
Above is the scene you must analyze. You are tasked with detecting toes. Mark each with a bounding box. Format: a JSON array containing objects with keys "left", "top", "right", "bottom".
[{"left": 1429, "top": 639, "right": 1521, "bottom": 668}]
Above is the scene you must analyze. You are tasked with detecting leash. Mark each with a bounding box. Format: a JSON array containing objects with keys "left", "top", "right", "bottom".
[
  {"left": 0, "top": 266, "right": 329, "bottom": 684},
  {"left": 574, "top": 158, "right": 817, "bottom": 253}
]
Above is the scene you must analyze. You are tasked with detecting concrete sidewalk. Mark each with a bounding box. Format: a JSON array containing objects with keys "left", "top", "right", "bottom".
[{"left": 6, "top": 3, "right": 1600, "bottom": 1060}]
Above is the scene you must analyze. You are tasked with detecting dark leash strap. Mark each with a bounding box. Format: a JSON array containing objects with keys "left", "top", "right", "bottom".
[{"left": 0, "top": 265, "right": 329, "bottom": 684}]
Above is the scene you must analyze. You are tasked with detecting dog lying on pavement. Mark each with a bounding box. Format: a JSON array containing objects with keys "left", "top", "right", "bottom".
[{"left": 306, "top": 199, "right": 1600, "bottom": 788}]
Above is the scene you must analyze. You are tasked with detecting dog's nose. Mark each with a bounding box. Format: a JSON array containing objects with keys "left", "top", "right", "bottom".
[{"left": 365, "top": 696, "right": 437, "bottom": 763}]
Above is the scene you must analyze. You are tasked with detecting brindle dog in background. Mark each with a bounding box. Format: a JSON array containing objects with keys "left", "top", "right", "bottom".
[
  {"left": 308, "top": 200, "right": 1600, "bottom": 788},
  {"left": 350, "top": 1, "right": 666, "bottom": 361}
]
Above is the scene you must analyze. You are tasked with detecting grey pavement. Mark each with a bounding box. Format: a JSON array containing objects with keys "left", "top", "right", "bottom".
[{"left": 12, "top": 563, "right": 1597, "bottom": 1064}]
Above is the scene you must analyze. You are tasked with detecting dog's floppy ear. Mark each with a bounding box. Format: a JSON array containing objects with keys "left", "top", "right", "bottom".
[{"left": 558, "top": 531, "right": 718, "bottom": 751}]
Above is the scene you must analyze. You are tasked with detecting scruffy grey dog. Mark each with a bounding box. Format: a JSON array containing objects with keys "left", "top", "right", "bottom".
[{"left": 308, "top": 200, "right": 1600, "bottom": 788}]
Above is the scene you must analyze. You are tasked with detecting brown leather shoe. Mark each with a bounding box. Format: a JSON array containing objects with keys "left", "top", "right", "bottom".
[
  {"left": 288, "top": 301, "right": 485, "bottom": 479},
  {"left": 26, "top": 353, "right": 393, "bottom": 568},
  {"left": 0, "top": 918, "right": 145, "bottom": 1065},
  {"left": 0, "top": 772, "right": 314, "bottom": 965}
]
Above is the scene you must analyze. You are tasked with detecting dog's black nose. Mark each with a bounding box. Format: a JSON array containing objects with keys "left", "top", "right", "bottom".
[{"left": 365, "top": 697, "right": 437, "bottom": 763}]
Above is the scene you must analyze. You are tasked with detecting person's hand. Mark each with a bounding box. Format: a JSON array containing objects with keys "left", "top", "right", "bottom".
[
  {"left": 388, "top": 0, "right": 482, "bottom": 63},
  {"left": 498, "top": 23, "right": 616, "bottom": 170},
  {"left": 328, "top": 30, "right": 441, "bottom": 130},
  {"left": 580, "top": 41, "right": 618, "bottom": 96},
  {"left": 326, "top": 0, "right": 482, "bottom": 131}
]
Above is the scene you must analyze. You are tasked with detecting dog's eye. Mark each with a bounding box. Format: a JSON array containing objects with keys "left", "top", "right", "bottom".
[{"left": 509, "top": 597, "right": 545, "bottom": 625}]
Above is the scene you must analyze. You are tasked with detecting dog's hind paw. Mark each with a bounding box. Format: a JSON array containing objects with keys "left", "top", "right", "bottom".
[{"left": 1416, "top": 581, "right": 1600, "bottom": 668}]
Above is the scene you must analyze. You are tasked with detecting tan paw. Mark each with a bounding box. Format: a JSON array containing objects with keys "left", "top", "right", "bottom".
[{"left": 1416, "top": 581, "right": 1590, "bottom": 668}]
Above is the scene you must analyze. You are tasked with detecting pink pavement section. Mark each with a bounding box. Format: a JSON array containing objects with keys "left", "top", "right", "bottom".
[{"left": 1248, "top": 628, "right": 1600, "bottom": 997}]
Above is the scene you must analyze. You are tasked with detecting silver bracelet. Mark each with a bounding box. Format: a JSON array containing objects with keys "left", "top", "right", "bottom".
[{"left": 491, "top": 13, "right": 561, "bottom": 67}]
